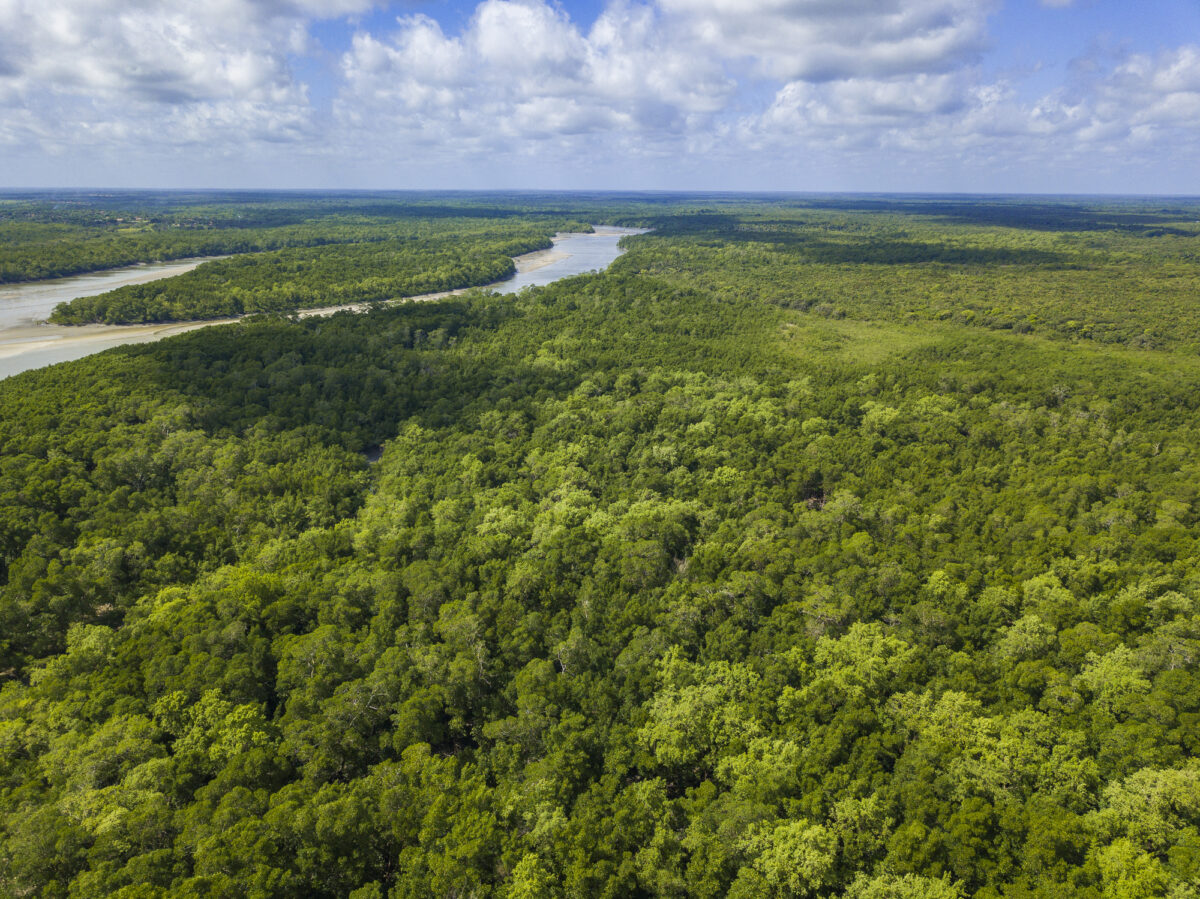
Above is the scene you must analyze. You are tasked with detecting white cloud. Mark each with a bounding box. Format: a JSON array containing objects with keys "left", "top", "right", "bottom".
[
  {"left": 0, "top": 0, "right": 375, "bottom": 152},
  {"left": 973, "top": 45, "right": 1200, "bottom": 150},
  {"left": 335, "top": 0, "right": 732, "bottom": 162},
  {"left": 1, "top": 0, "right": 1199, "bottom": 191},
  {"left": 324, "top": 0, "right": 1029, "bottom": 183},
  {"left": 656, "top": 0, "right": 996, "bottom": 81},
  {"left": 760, "top": 73, "right": 967, "bottom": 134},
  {"left": 331, "top": 0, "right": 1000, "bottom": 170},
  {"left": 714, "top": 40, "right": 1200, "bottom": 194}
]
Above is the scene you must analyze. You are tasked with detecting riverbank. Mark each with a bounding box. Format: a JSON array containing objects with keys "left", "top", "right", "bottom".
[
  {"left": 0, "top": 227, "right": 644, "bottom": 379},
  {"left": 511, "top": 246, "right": 569, "bottom": 274},
  {"left": 0, "top": 256, "right": 227, "bottom": 331}
]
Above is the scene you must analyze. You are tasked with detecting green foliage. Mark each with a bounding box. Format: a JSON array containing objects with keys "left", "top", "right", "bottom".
[
  {"left": 615, "top": 201, "right": 1200, "bottom": 350},
  {"left": 3, "top": 193, "right": 1200, "bottom": 896},
  {"left": 0, "top": 191, "right": 595, "bottom": 284},
  {"left": 48, "top": 224, "right": 556, "bottom": 324}
]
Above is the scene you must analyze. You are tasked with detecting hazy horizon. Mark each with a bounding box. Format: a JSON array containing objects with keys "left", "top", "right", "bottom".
[{"left": 4, "top": 187, "right": 1200, "bottom": 200}]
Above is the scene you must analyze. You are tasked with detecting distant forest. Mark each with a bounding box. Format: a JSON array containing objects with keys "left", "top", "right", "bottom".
[{"left": 2, "top": 191, "right": 1200, "bottom": 898}]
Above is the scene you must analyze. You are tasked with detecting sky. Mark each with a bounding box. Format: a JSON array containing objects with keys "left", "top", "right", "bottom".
[{"left": 2, "top": 0, "right": 1200, "bottom": 193}]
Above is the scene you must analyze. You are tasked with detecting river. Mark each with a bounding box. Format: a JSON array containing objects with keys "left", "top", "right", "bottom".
[{"left": 0, "top": 227, "right": 643, "bottom": 380}]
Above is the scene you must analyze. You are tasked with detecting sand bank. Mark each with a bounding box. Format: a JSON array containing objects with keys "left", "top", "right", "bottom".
[{"left": 0, "top": 229, "right": 646, "bottom": 379}]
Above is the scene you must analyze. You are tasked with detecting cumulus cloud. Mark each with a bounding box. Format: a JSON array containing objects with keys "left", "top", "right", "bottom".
[
  {"left": 0, "top": 0, "right": 375, "bottom": 151},
  {"left": 1, "top": 0, "right": 1199, "bottom": 189},
  {"left": 736, "top": 41, "right": 1200, "bottom": 189},
  {"left": 658, "top": 0, "right": 996, "bottom": 81},
  {"left": 336, "top": 0, "right": 732, "bottom": 161},
  {"left": 968, "top": 45, "right": 1200, "bottom": 149},
  {"left": 334, "top": 0, "right": 999, "bottom": 163},
  {"left": 759, "top": 73, "right": 967, "bottom": 134}
]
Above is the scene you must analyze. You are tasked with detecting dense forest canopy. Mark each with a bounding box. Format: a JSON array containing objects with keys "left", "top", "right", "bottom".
[
  {"left": 0, "top": 193, "right": 594, "bottom": 287},
  {"left": 2, "top": 191, "right": 1200, "bottom": 897},
  {"left": 46, "top": 226, "right": 561, "bottom": 324}
]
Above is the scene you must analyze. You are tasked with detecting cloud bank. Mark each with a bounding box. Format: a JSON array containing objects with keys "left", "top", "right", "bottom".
[{"left": 1, "top": 0, "right": 1199, "bottom": 191}]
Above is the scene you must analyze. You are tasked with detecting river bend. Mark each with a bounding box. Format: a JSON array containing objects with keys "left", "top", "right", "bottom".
[{"left": 0, "top": 227, "right": 643, "bottom": 380}]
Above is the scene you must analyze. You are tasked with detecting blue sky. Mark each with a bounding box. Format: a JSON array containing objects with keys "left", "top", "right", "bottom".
[{"left": 2, "top": 0, "right": 1199, "bottom": 193}]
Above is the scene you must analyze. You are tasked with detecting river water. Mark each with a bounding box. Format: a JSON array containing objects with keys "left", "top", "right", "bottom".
[
  {"left": 0, "top": 257, "right": 222, "bottom": 331},
  {"left": 493, "top": 226, "right": 638, "bottom": 293},
  {"left": 0, "top": 227, "right": 643, "bottom": 380}
]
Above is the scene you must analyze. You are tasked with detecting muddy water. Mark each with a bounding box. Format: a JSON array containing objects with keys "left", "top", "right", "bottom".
[{"left": 0, "top": 227, "right": 645, "bottom": 380}]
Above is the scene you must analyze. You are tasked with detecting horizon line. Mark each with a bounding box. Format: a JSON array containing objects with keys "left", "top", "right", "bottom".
[{"left": 3, "top": 187, "right": 1200, "bottom": 201}]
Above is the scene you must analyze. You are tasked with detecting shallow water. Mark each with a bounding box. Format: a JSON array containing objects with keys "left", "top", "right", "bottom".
[
  {"left": 0, "top": 228, "right": 644, "bottom": 380},
  {"left": 493, "top": 226, "right": 640, "bottom": 294},
  {"left": 0, "top": 257, "right": 223, "bottom": 330}
]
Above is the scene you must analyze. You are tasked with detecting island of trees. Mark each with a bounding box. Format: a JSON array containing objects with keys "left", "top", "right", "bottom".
[{"left": 1, "top": 191, "right": 1199, "bottom": 897}]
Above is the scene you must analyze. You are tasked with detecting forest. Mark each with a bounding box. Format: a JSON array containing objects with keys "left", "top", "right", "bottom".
[
  {"left": 47, "top": 228, "right": 557, "bottom": 324},
  {"left": 0, "top": 192, "right": 592, "bottom": 286},
  {"left": 2, "top": 191, "right": 1200, "bottom": 897}
]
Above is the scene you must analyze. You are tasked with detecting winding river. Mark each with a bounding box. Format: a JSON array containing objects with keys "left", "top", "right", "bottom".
[{"left": 0, "top": 227, "right": 643, "bottom": 380}]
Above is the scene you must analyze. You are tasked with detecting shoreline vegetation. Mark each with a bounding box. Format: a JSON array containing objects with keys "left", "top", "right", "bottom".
[
  {"left": 0, "top": 196, "right": 599, "bottom": 285},
  {"left": 46, "top": 232, "right": 555, "bottom": 324},
  {"left": 3, "top": 192, "right": 1200, "bottom": 897},
  {"left": 0, "top": 230, "right": 637, "bottom": 379}
]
